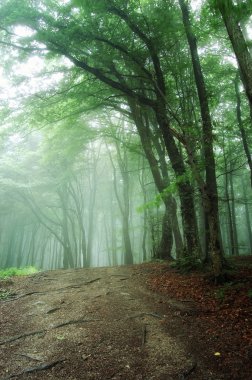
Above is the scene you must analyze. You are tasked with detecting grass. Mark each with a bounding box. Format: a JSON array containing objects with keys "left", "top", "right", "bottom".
[
  {"left": 0, "top": 290, "right": 12, "bottom": 300},
  {"left": 0, "top": 266, "right": 38, "bottom": 279}
]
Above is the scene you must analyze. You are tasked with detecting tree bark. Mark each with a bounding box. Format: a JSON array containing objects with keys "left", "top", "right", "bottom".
[
  {"left": 179, "top": 0, "right": 224, "bottom": 279},
  {"left": 241, "top": 176, "right": 252, "bottom": 253},
  {"left": 129, "top": 102, "right": 182, "bottom": 259},
  {"left": 218, "top": 0, "right": 252, "bottom": 120},
  {"left": 229, "top": 167, "right": 239, "bottom": 255},
  {"left": 224, "top": 152, "right": 235, "bottom": 255},
  {"left": 154, "top": 99, "right": 200, "bottom": 257},
  {"left": 107, "top": 139, "right": 134, "bottom": 265},
  {"left": 235, "top": 72, "right": 252, "bottom": 186}
]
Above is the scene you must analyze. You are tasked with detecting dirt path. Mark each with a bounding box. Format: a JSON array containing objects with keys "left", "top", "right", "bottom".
[{"left": 0, "top": 265, "right": 221, "bottom": 379}]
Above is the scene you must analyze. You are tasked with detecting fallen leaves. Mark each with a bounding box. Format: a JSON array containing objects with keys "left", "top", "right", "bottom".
[{"left": 146, "top": 258, "right": 252, "bottom": 379}]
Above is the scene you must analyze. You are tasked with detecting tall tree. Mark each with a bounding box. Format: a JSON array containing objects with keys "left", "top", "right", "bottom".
[
  {"left": 216, "top": 0, "right": 252, "bottom": 119},
  {"left": 0, "top": 0, "right": 200, "bottom": 258},
  {"left": 235, "top": 72, "right": 252, "bottom": 186},
  {"left": 179, "top": 0, "right": 224, "bottom": 278}
]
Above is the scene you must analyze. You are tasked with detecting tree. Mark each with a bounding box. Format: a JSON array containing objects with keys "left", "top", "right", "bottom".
[
  {"left": 179, "top": 0, "right": 224, "bottom": 278},
  {"left": 0, "top": 0, "right": 200, "bottom": 258},
  {"left": 216, "top": 0, "right": 252, "bottom": 119}
]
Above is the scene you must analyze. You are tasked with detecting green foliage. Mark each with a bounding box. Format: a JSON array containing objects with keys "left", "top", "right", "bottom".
[
  {"left": 137, "top": 173, "right": 191, "bottom": 212},
  {"left": 0, "top": 290, "right": 12, "bottom": 300},
  {"left": 170, "top": 255, "right": 202, "bottom": 273},
  {"left": 209, "top": 0, "right": 252, "bottom": 22},
  {"left": 56, "top": 334, "right": 65, "bottom": 340},
  {"left": 248, "top": 289, "right": 252, "bottom": 298},
  {"left": 0, "top": 266, "right": 38, "bottom": 279}
]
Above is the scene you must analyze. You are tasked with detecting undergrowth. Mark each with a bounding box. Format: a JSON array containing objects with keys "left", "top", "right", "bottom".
[
  {"left": 170, "top": 255, "right": 203, "bottom": 273},
  {"left": 0, "top": 266, "right": 38, "bottom": 279},
  {"left": 0, "top": 290, "right": 12, "bottom": 300}
]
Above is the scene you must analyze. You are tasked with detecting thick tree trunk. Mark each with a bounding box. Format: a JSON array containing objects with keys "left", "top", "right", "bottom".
[
  {"left": 122, "top": 215, "right": 133, "bottom": 264},
  {"left": 242, "top": 176, "right": 252, "bottom": 253},
  {"left": 150, "top": 126, "right": 183, "bottom": 256},
  {"left": 169, "top": 197, "right": 183, "bottom": 258},
  {"left": 179, "top": 0, "right": 224, "bottom": 279},
  {"left": 235, "top": 72, "right": 252, "bottom": 186},
  {"left": 218, "top": 0, "right": 252, "bottom": 120},
  {"left": 229, "top": 169, "right": 239, "bottom": 255},
  {"left": 155, "top": 102, "right": 200, "bottom": 257},
  {"left": 138, "top": 158, "right": 148, "bottom": 262},
  {"left": 156, "top": 205, "right": 173, "bottom": 260},
  {"left": 120, "top": 159, "right": 134, "bottom": 265},
  {"left": 130, "top": 102, "right": 182, "bottom": 259}
]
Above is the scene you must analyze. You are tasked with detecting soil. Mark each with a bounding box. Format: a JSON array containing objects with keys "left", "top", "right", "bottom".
[{"left": 0, "top": 261, "right": 251, "bottom": 380}]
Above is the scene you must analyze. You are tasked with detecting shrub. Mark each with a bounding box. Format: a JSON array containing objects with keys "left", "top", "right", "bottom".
[{"left": 0, "top": 266, "right": 38, "bottom": 279}]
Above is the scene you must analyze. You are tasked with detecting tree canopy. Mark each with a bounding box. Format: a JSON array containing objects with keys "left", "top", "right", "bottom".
[{"left": 0, "top": 0, "right": 252, "bottom": 280}]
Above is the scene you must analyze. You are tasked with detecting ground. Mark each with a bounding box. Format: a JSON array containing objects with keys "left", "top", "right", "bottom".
[{"left": 0, "top": 259, "right": 251, "bottom": 380}]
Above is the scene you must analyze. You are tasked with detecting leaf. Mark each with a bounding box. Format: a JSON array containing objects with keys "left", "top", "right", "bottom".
[{"left": 56, "top": 335, "right": 65, "bottom": 340}]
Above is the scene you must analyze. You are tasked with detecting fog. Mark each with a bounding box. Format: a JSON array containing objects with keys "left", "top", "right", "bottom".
[
  {"left": 0, "top": 0, "right": 252, "bottom": 274},
  {"left": 0, "top": 111, "right": 252, "bottom": 271},
  {"left": 0, "top": 119, "right": 162, "bottom": 269}
]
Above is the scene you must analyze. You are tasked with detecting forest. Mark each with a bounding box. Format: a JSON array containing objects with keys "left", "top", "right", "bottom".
[{"left": 0, "top": 0, "right": 252, "bottom": 282}]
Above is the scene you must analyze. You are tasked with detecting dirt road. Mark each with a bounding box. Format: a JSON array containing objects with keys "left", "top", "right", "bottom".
[{"left": 0, "top": 265, "right": 221, "bottom": 379}]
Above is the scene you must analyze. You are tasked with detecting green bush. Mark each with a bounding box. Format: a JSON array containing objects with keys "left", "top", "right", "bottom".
[{"left": 0, "top": 266, "right": 38, "bottom": 279}]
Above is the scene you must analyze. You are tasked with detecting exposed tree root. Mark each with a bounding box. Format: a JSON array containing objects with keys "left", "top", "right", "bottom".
[
  {"left": 3, "top": 291, "right": 45, "bottom": 302},
  {"left": 1, "top": 358, "right": 65, "bottom": 379},
  {"left": 13, "top": 353, "right": 42, "bottom": 362},
  {"left": 0, "top": 317, "right": 101, "bottom": 346},
  {"left": 3, "top": 278, "right": 102, "bottom": 303},
  {"left": 126, "top": 312, "right": 163, "bottom": 320},
  {"left": 53, "top": 318, "right": 101, "bottom": 329},
  {"left": 142, "top": 325, "right": 147, "bottom": 346},
  {"left": 0, "top": 330, "right": 45, "bottom": 345},
  {"left": 84, "top": 278, "right": 101, "bottom": 284},
  {"left": 46, "top": 307, "right": 60, "bottom": 314}
]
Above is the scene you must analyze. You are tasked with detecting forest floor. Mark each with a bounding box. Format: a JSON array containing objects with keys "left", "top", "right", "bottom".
[{"left": 0, "top": 257, "right": 251, "bottom": 380}]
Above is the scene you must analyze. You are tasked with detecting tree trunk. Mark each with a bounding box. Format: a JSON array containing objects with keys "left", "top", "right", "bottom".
[
  {"left": 130, "top": 101, "right": 193, "bottom": 258},
  {"left": 108, "top": 140, "right": 134, "bottom": 265},
  {"left": 242, "top": 176, "right": 252, "bottom": 253},
  {"left": 229, "top": 168, "right": 239, "bottom": 255},
  {"left": 150, "top": 125, "right": 183, "bottom": 257},
  {"left": 154, "top": 103, "right": 200, "bottom": 257},
  {"left": 235, "top": 72, "right": 252, "bottom": 186},
  {"left": 120, "top": 149, "right": 134, "bottom": 265},
  {"left": 138, "top": 157, "right": 148, "bottom": 262},
  {"left": 179, "top": 0, "right": 224, "bottom": 279},
  {"left": 58, "top": 188, "right": 74, "bottom": 269},
  {"left": 218, "top": 0, "right": 252, "bottom": 120},
  {"left": 224, "top": 159, "right": 235, "bottom": 255},
  {"left": 86, "top": 149, "right": 99, "bottom": 267},
  {"left": 156, "top": 204, "right": 173, "bottom": 260}
]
